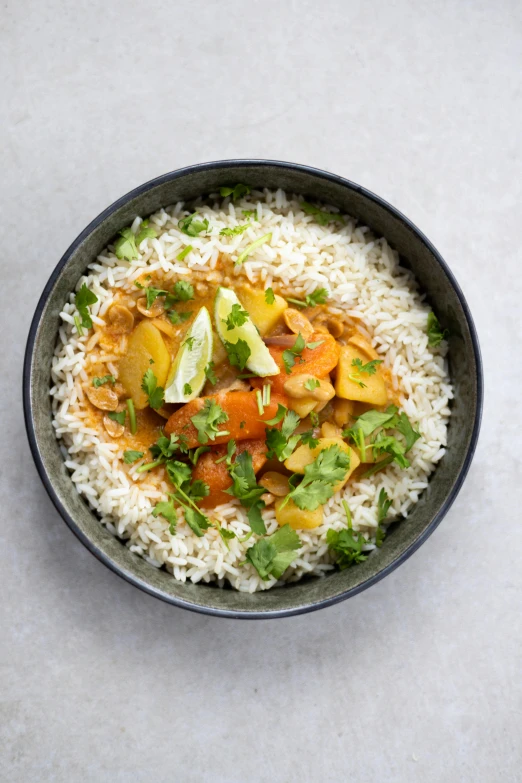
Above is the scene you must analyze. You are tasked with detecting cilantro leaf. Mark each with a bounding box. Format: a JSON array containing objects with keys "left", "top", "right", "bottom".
[
  {"left": 188, "top": 446, "right": 210, "bottom": 465},
  {"left": 149, "top": 434, "right": 185, "bottom": 460},
  {"left": 242, "top": 209, "right": 256, "bottom": 219},
  {"left": 282, "top": 333, "right": 306, "bottom": 373},
  {"left": 183, "top": 336, "right": 196, "bottom": 351},
  {"left": 286, "top": 445, "right": 350, "bottom": 511},
  {"left": 265, "top": 409, "right": 301, "bottom": 461},
  {"left": 184, "top": 383, "right": 192, "bottom": 396},
  {"left": 225, "top": 451, "right": 266, "bottom": 534},
  {"left": 184, "top": 507, "right": 211, "bottom": 537},
  {"left": 326, "top": 526, "right": 367, "bottom": 569},
  {"left": 141, "top": 369, "right": 164, "bottom": 410},
  {"left": 245, "top": 524, "right": 301, "bottom": 580},
  {"left": 75, "top": 284, "right": 98, "bottom": 329},
  {"left": 215, "top": 439, "right": 237, "bottom": 467},
  {"left": 190, "top": 399, "right": 229, "bottom": 444},
  {"left": 92, "top": 374, "right": 115, "bottom": 388},
  {"left": 301, "top": 202, "right": 344, "bottom": 226},
  {"left": 145, "top": 285, "right": 169, "bottom": 310},
  {"left": 427, "top": 311, "right": 449, "bottom": 347},
  {"left": 348, "top": 357, "right": 383, "bottom": 388},
  {"left": 263, "top": 403, "right": 287, "bottom": 426},
  {"left": 204, "top": 361, "right": 217, "bottom": 386},
  {"left": 135, "top": 222, "right": 157, "bottom": 245},
  {"left": 300, "top": 430, "right": 319, "bottom": 449},
  {"left": 396, "top": 412, "right": 421, "bottom": 452},
  {"left": 223, "top": 303, "right": 249, "bottom": 330},
  {"left": 304, "top": 378, "right": 320, "bottom": 391},
  {"left": 218, "top": 526, "right": 237, "bottom": 548},
  {"left": 219, "top": 184, "right": 251, "bottom": 201},
  {"left": 168, "top": 309, "right": 193, "bottom": 324},
  {"left": 123, "top": 450, "right": 144, "bottom": 464},
  {"left": 178, "top": 213, "right": 209, "bottom": 237},
  {"left": 344, "top": 407, "right": 398, "bottom": 440},
  {"left": 114, "top": 228, "right": 139, "bottom": 261},
  {"left": 153, "top": 498, "right": 178, "bottom": 533},
  {"left": 377, "top": 488, "right": 392, "bottom": 524},
  {"left": 265, "top": 287, "right": 275, "bottom": 305},
  {"left": 220, "top": 223, "right": 250, "bottom": 236},
  {"left": 170, "top": 280, "right": 194, "bottom": 303},
  {"left": 107, "top": 410, "right": 126, "bottom": 426},
  {"left": 224, "top": 338, "right": 251, "bottom": 371},
  {"left": 372, "top": 433, "right": 410, "bottom": 468},
  {"left": 287, "top": 287, "right": 330, "bottom": 308}
]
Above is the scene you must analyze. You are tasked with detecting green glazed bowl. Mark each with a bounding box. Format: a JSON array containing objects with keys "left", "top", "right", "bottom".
[{"left": 23, "top": 160, "right": 483, "bottom": 618}]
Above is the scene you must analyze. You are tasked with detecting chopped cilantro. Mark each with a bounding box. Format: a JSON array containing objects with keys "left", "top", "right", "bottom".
[
  {"left": 300, "top": 430, "right": 319, "bottom": 449},
  {"left": 224, "top": 338, "right": 251, "bottom": 371},
  {"left": 219, "top": 224, "right": 250, "bottom": 236},
  {"left": 326, "top": 526, "right": 367, "bottom": 569},
  {"left": 215, "top": 439, "right": 237, "bottom": 467},
  {"left": 265, "top": 287, "right": 275, "bottom": 305},
  {"left": 135, "top": 221, "right": 157, "bottom": 245},
  {"left": 218, "top": 526, "right": 237, "bottom": 548},
  {"left": 114, "top": 228, "right": 139, "bottom": 261},
  {"left": 141, "top": 369, "right": 164, "bottom": 410},
  {"left": 242, "top": 209, "right": 256, "bottom": 219},
  {"left": 92, "top": 374, "right": 115, "bottom": 388},
  {"left": 304, "top": 377, "right": 320, "bottom": 392},
  {"left": 219, "top": 184, "right": 251, "bottom": 201},
  {"left": 223, "top": 303, "right": 249, "bottom": 331},
  {"left": 168, "top": 309, "right": 193, "bottom": 324},
  {"left": 123, "top": 450, "right": 144, "bottom": 464},
  {"left": 348, "top": 358, "right": 383, "bottom": 388},
  {"left": 204, "top": 361, "right": 217, "bottom": 386},
  {"left": 183, "top": 383, "right": 193, "bottom": 396},
  {"left": 145, "top": 285, "right": 169, "bottom": 310},
  {"left": 152, "top": 498, "right": 178, "bottom": 533},
  {"left": 169, "top": 280, "right": 194, "bottom": 303},
  {"left": 427, "top": 311, "right": 449, "bottom": 347},
  {"left": 287, "top": 287, "right": 329, "bottom": 308},
  {"left": 264, "top": 403, "right": 287, "bottom": 426},
  {"left": 183, "top": 336, "right": 196, "bottom": 351},
  {"left": 285, "top": 445, "right": 350, "bottom": 511},
  {"left": 236, "top": 232, "right": 272, "bottom": 265},
  {"left": 225, "top": 451, "right": 266, "bottom": 534},
  {"left": 245, "top": 525, "right": 301, "bottom": 580},
  {"left": 176, "top": 245, "right": 193, "bottom": 261},
  {"left": 188, "top": 446, "right": 210, "bottom": 466},
  {"left": 301, "top": 202, "right": 344, "bottom": 226},
  {"left": 190, "top": 399, "right": 229, "bottom": 445},
  {"left": 282, "top": 333, "right": 306, "bottom": 373},
  {"left": 107, "top": 410, "right": 126, "bottom": 426},
  {"left": 75, "top": 284, "right": 98, "bottom": 330},
  {"left": 178, "top": 213, "right": 209, "bottom": 237},
  {"left": 265, "top": 409, "right": 301, "bottom": 461}
]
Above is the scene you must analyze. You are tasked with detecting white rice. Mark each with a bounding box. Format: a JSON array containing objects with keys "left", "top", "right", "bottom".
[{"left": 50, "top": 188, "right": 452, "bottom": 592}]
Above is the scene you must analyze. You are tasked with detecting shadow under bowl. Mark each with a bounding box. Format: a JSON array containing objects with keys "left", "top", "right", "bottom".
[{"left": 23, "top": 159, "right": 483, "bottom": 618}]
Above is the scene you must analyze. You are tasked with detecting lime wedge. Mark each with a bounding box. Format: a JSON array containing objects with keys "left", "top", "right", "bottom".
[
  {"left": 214, "top": 287, "right": 280, "bottom": 377},
  {"left": 164, "top": 307, "right": 213, "bottom": 403}
]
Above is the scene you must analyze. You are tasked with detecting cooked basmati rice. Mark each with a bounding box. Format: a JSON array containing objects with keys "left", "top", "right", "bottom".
[{"left": 50, "top": 189, "right": 452, "bottom": 592}]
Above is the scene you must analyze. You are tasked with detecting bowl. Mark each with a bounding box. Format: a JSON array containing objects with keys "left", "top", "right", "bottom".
[{"left": 23, "top": 160, "right": 483, "bottom": 618}]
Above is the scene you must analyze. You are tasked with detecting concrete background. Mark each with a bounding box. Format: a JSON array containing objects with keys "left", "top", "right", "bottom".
[{"left": 2, "top": 1, "right": 520, "bottom": 780}]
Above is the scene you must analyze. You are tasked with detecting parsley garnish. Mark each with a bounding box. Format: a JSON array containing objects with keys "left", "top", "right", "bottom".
[
  {"left": 123, "top": 450, "right": 144, "bottom": 464},
  {"left": 141, "top": 369, "right": 164, "bottom": 410},
  {"left": 224, "top": 338, "right": 251, "bottom": 371},
  {"left": 108, "top": 410, "right": 126, "bottom": 426},
  {"left": 114, "top": 228, "right": 139, "bottom": 261},
  {"left": 92, "top": 374, "right": 115, "bottom": 388},
  {"left": 284, "top": 445, "right": 350, "bottom": 511},
  {"left": 236, "top": 233, "right": 272, "bottom": 265},
  {"left": 348, "top": 358, "right": 383, "bottom": 388},
  {"left": 75, "top": 284, "right": 98, "bottom": 330},
  {"left": 427, "top": 311, "right": 449, "bottom": 347},
  {"left": 225, "top": 451, "right": 267, "bottom": 534},
  {"left": 178, "top": 213, "right": 209, "bottom": 237},
  {"left": 301, "top": 202, "right": 344, "bottom": 226},
  {"left": 220, "top": 184, "right": 251, "bottom": 201},
  {"left": 223, "top": 303, "right": 249, "bottom": 331},
  {"left": 265, "top": 287, "right": 275, "bottom": 305},
  {"left": 245, "top": 525, "right": 301, "bottom": 580},
  {"left": 287, "top": 287, "right": 329, "bottom": 309},
  {"left": 190, "top": 399, "right": 229, "bottom": 444},
  {"left": 220, "top": 223, "right": 250, "bottom": 236},
  {"left": 265, "top": 409, "right": 301, "bottom": 461},
  {"left": 204, "top": 361, "right": 217, "bottom": 385}
]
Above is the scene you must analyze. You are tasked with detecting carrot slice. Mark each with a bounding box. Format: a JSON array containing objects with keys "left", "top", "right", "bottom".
[
  {"left": 194, "top": 439, "right": 267, "bottom": 508},
  {"left": 252, "top": 332, "right": 340, "bottom": 395},
  {"left": 164, "top": 390, "right": 288, "bottom": 448}
]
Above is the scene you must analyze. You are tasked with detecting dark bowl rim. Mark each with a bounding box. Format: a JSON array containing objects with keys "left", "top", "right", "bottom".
[{"left": 23, "top": 158, "right": 483, "bottom": 619}]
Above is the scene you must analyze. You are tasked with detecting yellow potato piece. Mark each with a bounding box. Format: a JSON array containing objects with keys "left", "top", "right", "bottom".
[
  {"left": 335, "top": 344, "right": 388, "bottom": 405},
  {"left": 284, "top": 437, "right": 360, "bottom": 491},
  {"left": 288, "top": 396, "right": 318, "bottom": 418},
  {"left": 118, "top": 320, "right": 171, "bottom": 409},
  {"left": 347, "top": 332, "right": 380, "bottom": 360},
  {"left": 238, "top": 286, "right": 288, "bottom": 336},
  {"left": 275, "top": 497, "right": 323, "bottom": 530}
]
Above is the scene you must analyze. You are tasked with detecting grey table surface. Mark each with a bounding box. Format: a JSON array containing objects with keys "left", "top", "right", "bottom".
[{"left": 1, "top": 1, "right": 520, "bottom": 781}]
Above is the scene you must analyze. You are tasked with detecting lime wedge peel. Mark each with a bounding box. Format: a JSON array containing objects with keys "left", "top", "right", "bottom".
[
  {"left": 214, "top": 287, "right": 280, "bottom": 377},
  {"left": 164, "top": 307, "right": 213, "bottom": 403}
]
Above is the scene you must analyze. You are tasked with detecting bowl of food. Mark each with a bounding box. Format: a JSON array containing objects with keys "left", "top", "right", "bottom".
[{"left": 24, "top": 160, "right": 482, "bottom": 618}]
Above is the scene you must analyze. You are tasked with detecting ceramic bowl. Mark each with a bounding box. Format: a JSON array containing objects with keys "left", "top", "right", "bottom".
[{"left": 23, "top": 160, "right": 483, "bottom": 618}]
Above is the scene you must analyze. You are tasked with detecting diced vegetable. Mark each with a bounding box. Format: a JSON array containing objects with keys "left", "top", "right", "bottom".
[
  {"left": 284, "top": 437, "right": 360, "bottom": 491},
  {"left": 275, "top": 497, "right": 323, "bottom": 530},
  {"left": 287, "top": 396, "right": 318, "bottom": 418},
  {"left": 118, "top": 321, "right": 171, "bottom": 409},
  {"left": 347, "top": 332, "right": 380, "bottom": 360},
  {"left": 237, "top": 286, "right": 288, "bottom": 336},
  {"left": 335, "top": 344, "right": 388, "bottom": 405},
  {"left": 251, "top": 332, "right": 340, "bottom": 396},
  {"left": 193, "top": 439, "right": 267, "bottom": 508},
  {"left": 164, "top": 390, "right": 288, "bottom": 448}
]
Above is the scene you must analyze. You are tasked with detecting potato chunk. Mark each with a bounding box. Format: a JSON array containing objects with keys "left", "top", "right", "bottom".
[
  {"left": 335, "top": 344, "right": 388, "bottom": 405},
  {"left": 284, "top": 437, "right": 360, "bottom": 491},
  {"left": 237, "top": 286, "right": 288, "bottom": 336},
  {"left": 118, "top": 321, "right": 171, "bottom": 409},
  {"left": 275, "top": 497, "right": 323, "bottom": 530}
]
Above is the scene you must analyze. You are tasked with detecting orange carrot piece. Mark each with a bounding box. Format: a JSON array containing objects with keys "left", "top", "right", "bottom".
[
  {"left": 252, "top": 332, "right": 340, "bottom": 395},
  {"left": 194, "top": 439, "right": 267, "bottom": 508},
  {"left": 164, "top": 390, "right": 288, "bottom": 448}
]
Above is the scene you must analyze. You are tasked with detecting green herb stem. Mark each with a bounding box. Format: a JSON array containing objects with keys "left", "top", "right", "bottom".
[{"left": 126, "top": 398, "right": 137, "bottom": 435}]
